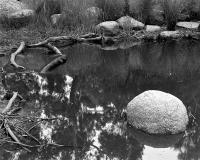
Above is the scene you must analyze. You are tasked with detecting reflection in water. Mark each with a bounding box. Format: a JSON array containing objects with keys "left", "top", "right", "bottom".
[
  {"left": 1, "top": 39, "right": 200, "bottom": 159},
  {"left": 143, "top": 146, "right": 179, "bottom": 160}
]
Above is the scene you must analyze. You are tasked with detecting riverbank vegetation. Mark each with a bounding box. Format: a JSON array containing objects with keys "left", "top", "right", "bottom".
[{"left": 1, "top": 0, "right": 200, "bottom": 50}]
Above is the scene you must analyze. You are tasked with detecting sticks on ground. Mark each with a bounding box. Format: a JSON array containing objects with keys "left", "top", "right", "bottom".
[
  {"left": 27, "top": 36, "right": 82, "bottom": 47},
  {"left": 4, "top": 120, "right": 31, "bottom": 152}
]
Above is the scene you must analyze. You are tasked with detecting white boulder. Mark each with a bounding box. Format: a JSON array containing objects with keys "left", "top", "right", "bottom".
[{"left": 127, "top": 90, "right": 188, "bottom": 134}]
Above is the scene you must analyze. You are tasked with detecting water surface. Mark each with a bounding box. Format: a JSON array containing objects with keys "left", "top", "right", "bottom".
[{"left": 0, "top": 39, "right": 200, "bottom": 160}]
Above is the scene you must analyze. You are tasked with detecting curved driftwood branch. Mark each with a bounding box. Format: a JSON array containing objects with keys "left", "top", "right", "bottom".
[
  {"left": 45, "top": 43, "right": 62, "bottom": 55},
  {"left": 10, "top": 42, "right": 25, "bottom": 69},
  {"left": 41, "top": 55, "right": 67, "bottom": 73}
]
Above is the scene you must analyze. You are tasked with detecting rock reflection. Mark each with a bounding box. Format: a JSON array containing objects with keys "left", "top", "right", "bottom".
[{"left": 2, "top": 39, "right": 200, "bottom": 159}]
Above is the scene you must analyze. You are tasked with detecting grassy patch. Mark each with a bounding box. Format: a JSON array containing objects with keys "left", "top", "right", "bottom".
[{"left": 161, "top": 0, "right": 181, "bottom": 30}]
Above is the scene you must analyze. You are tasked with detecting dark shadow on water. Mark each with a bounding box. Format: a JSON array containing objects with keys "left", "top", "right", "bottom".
[{"left": 1, "top": 39, "right": 200, "bottom": 159}]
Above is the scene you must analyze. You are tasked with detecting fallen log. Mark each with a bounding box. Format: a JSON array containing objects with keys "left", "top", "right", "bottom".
[{"left": 27, "top": 36, "right": 81, "bottom": 47}]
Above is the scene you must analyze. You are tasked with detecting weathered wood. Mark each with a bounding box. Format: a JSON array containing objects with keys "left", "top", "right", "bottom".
[
  {"left": 10, "top": 42, "right": 25, "bottom": 69},
  {"left": 45, "top": 43, "right": 62, "bottom": 55},
  {"left": 40, "top": 55, "right": 67, "bottom": 73},
  {"left": 2, "top": 92, "right": 18, "bottom": 114}
]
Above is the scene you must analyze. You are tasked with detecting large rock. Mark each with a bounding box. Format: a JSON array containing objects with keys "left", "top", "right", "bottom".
[
  {"left": 127, "top": 90, "right": 188, "bottom": 134},
  {"left": 176, "top": 22, "right": 200, "bottom": 29},
  {"left": 96, "top": 21, "right": 120, "bottom": 36},
  {"left": 145, "top": 25, "right": 161, "bottom": 32},
  {"left": 0, "top": 0, "right": 34, "bottom": 28},
  {"left": 117, "top": 16, "right": 144, "bottom": 30}
]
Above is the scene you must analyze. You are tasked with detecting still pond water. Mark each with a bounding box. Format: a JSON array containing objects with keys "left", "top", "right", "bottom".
[{"left": 0, "top": 39, "right": 200, "bottom": 160}]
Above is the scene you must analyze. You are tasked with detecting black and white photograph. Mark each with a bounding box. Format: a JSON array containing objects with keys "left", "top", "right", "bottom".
[{"left": 0, "top": 0, "right": 198, "bottom": 159}]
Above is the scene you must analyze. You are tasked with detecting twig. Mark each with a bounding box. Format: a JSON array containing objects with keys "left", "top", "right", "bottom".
[
  {"left": 0, "top": 140, "right": 40, "bottom": 148},
  {"left": 10, "top": 42, "right": 25, "bottom": 69},
  {"left": 48, "top": 143, "right": 82, "bottom": 148},
  {"left": 14, "top": 126, "right": 40, "bottom": 145},
  {"left": 4, "top": 120, "right": 31, "bottom": 152},
  {"left": 2, "top": 92, "right": 18, "bottom": 114},
  {"left": 27, "top": 122, "right": 40, "bottom": 132}
]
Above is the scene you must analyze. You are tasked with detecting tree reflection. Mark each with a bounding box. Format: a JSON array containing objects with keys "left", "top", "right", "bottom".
[{"left": 3, "top": 40, "right": 200, "bottom": 159}]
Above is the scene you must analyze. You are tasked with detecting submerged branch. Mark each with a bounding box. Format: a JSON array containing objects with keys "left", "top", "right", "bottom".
[
  {"left": 40, "top": 55, "right": 67, "bottom": 73},
  {"left": 10, "top": 42, "right": 25, "bottom": 69}
]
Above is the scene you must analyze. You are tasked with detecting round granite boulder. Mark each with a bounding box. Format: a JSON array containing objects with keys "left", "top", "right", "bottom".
[{"left": 127, "top": 90, "right": 188, "bottom": 134}]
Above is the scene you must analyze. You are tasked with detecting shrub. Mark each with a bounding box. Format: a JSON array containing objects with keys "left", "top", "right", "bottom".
[
  {"left": 185, "top": 0, "right": 200, "bottom": 20},
  {"left": 60, "top": 0, "right": 96, "bottom": 30},
  {"left": 22, "top": 0, "right": 63, "bottom": 27},
  {"left": 139, "top": 0, "right": 153, "bottom": 24},
  {"left": 95, "top": 0, "right": 125, "bottom": 21},
  {"left": 22, "top": 0, "right": 96, "bottom": 30},
  {"left": 128, "top": 0, "right": 153, "bottom": 23},
  {"left": 161, "top": 0, "right": 182, "bottom": 30}
]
